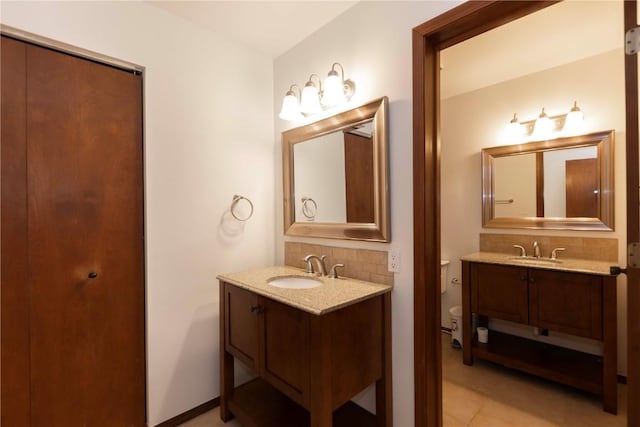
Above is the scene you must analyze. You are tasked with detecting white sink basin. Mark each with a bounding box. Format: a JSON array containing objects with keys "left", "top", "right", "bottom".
[
  {"left": 267, "top": 275, "right": 322, "bottom": 289},
  {"left": 508, "top": 256, "right": 561, "bottom": 266}
]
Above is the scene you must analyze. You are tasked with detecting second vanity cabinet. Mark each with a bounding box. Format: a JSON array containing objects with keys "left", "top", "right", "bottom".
[
  {"left": 220, "top": 280, "right": 392, "bottom": 427},
  {"left": 462, "top": 259, "right": 617, "bottom": 414}
]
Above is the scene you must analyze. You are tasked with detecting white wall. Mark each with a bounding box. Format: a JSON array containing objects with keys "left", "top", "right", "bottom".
[
  {"left": 1, "top": 2, "right": 275, "bottom": 425},
  {"left": 274, "top": 2, "right": 460, "bottom": 425},
  {"left": 441, "top": 49, "right": 628, "bottom": 374}
]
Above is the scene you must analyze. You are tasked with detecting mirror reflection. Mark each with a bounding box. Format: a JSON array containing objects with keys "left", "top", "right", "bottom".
[
  {"left": 282, "top": 97, "right": 389, "bottom": 242},
  {"left": 482, "top": 130, "right": 614, "bottom": 230},
  {"left": 293, "top": 120, "right": 374, "bottom": 223}
]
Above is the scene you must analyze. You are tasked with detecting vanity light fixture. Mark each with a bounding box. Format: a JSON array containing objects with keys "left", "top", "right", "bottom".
[
  {"left": 506, "top": 113, "right": 524, "bottom": 138},
  {"left": 322, "top": 63, "right": 356, "bottom": 107},
  {"left": 532, "top": 108, "right": 553, "bottom": 139},
  {"left": 507, "top": 101, "right": 586, "bottom": 140},
  {"left": 300, "top": 74, "right": 323, "bottom": 115},
  {"left": 563, "top": 101, "right": 585, "bottom": 135},
  {"left": 278, "top": 62, "right": 356, "bottom": 121},
  {"left": 278, "top": 84, "right": 303, "bottom": 121}
]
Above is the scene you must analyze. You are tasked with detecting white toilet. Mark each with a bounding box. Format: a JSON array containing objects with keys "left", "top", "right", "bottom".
[{"left": 440, "top": 259, "right": 450, "bottom": 294}]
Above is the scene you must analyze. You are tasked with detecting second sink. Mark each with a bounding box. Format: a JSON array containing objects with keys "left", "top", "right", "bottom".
[{"left": 267, "top": 275, "right": 323, "bottom": 289}]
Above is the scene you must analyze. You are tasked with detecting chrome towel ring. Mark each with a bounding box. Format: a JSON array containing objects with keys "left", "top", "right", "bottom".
[
  {"left": 230, "top": 195, "right": 254, "bottom": 221},
  {"left": 301, "top": 196, "right": 317, "bottom": 220}
]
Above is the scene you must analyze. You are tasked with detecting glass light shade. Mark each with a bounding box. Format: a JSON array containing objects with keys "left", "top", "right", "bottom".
[
  {"left": 300, "top": 84, "right": 321, "bottom": 115},
  {"left": 532, "top": 109, "right": 553, "bottom": 139},
  {"left": 563, "top": 102, "right": 584, "bottom": 135},
  {"left": 322, "top": 72, "right": 346, "bottom": 107},
  {"left": 279, "top": 93, "right": 302, "bottom": 121},
  {"left": 506, "top": 113, "right": 524, "bottom": 140}
]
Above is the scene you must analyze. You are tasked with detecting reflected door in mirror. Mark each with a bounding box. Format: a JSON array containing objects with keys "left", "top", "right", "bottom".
[
  {"left": 344, "top": 131, "right": 374, "bottom": 223},
  {"left": 566, "top": 158, "right": 598, "bottom": 218}
]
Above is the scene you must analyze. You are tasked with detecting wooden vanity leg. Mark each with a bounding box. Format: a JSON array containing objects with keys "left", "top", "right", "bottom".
[
  {"left": 309, "top": 315, "right": 333, "bottom": 427},
  {"left": 219, "top": 282, "right": 234, "bottom": 422},
  {"left": 376, "top": 293, "right": 393, "bottom": 427},
  {"left": 602, "top": 276, "right": 617, "bottom": 414}
]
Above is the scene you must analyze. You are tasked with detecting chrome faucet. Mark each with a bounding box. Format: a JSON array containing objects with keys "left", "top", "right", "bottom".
[
  {"left": 304, "top": 254, "right": 328, "bottom": 276},
  {"left": 550, "top": 247, "right": 566, "bottom": 260},
  {"left": 532, "top": 241, "right": 541, "bottom": 258}
]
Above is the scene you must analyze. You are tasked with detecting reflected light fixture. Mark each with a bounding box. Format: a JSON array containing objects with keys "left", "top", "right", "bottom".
[
  {"left": 279, "top": 62, "right": 356, "bottom": 121},
  {"left": 300, "top": 74, "right": 322, "bottom": 115},
  {"left": 278, "top": 84, "right": 303, "bottom": 121}
]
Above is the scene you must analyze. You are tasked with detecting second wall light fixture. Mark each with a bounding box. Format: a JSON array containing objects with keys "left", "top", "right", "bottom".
[
  {"left": 279, "top": 62, "right": 356, "bottom": 121},
  {"left": 507, "top": 101, "right": 585, "bottom": 140}
]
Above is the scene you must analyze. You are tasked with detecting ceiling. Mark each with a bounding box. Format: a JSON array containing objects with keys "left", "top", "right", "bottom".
[
  {"left": 441, "top": 1, "right": 624, "bottom": 99},
  {"left": 148, "top": 1, "right": 358, "bottom": 58}
]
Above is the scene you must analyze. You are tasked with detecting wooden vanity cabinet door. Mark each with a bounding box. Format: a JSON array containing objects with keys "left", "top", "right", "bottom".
[
  {"left": 529, "top": 269, "right": 603, "bottom": 339},
  {"left": 471, "top": 263, "right": 529, "bottom": 324},
  {"left": 258, "top": 296, "right": 310, "bottom": 407},
  {"left": 224, "top": 284, "right": 260, "bottom": 371}
]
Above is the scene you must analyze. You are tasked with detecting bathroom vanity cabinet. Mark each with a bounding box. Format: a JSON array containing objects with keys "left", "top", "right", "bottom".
[
  {"left": 461, "top": 260, "right": 617, "bottom": 414},
  {"left": 219, "top": 281, "right": 392, "bottom": 427}
]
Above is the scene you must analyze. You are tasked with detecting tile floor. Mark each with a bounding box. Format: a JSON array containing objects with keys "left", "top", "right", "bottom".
[
  {"left": 180, "top": 333, "right": 628, "bottom": 427},
  {"left": 441, "top": 333, "right": 627, "bottom": 427}
]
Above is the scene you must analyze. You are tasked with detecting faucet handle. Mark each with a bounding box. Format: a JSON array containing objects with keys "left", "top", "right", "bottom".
[
  {"left": 550, "top": 247, "right": 566, "bottom": 260},
  {"left": 513, "top": 245, "right": 526, "bottom": 257},
  {"left": 329, "top": 263, "right": 345, "bottom": 279}
]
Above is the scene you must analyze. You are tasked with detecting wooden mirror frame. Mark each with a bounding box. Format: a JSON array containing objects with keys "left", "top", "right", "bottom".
[
  {"left": 482, "top": 130, "right": 615, "bottom": 230},
  {"left": 282, "top": 96, "right": 390, "bottom": 242}
]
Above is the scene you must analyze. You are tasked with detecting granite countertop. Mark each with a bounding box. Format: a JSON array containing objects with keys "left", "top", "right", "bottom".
[
  {"left": 460, "top": 252, "right": 618, "bottom": 276},
  {"left": 217, "top": 265, "right": 393, "bottom": 315}
]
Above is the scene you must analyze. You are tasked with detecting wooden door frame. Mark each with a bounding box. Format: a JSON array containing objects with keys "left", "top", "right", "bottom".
[
  {"left": 624, "top": 2, "right": 639, "bottom": 426},
  {"left": 412, "top": 1, "right": 616, "bottom": 427}
]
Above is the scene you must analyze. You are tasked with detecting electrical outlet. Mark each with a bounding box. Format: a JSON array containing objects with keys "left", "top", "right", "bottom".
[{"left": 388, "top": 249, "right": 400, "bottom": 273}]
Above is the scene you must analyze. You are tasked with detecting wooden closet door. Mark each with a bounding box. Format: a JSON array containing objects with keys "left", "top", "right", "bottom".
[{"left": 1, "top": 36, "right": 145, "bottom": 426}]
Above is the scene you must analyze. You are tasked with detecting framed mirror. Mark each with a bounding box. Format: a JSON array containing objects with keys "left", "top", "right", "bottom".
[
  {"left": 482, "top": 130, "right": 615, "bottom": 230},
  {"left": 282, "top": 97, "right": 390, "bottom": 242}
]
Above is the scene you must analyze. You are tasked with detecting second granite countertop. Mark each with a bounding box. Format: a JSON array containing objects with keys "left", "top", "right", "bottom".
[
  {"left": 217, "top": 265, "right": 393, "bottom": 315},
  {"left": 460, "top": 252, "right": 617, "bottom": 276}
]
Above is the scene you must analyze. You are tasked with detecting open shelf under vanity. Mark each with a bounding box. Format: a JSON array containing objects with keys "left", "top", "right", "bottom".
[
  {"left": 228, "top": 378, "right": 377, "bottom": 427},
  {"left": 471, "top": 330, "right": 603, "bottom": 395}
]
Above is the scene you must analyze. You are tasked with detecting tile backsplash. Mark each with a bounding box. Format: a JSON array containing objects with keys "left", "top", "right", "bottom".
[
  {"left": 480, "top": 233, "right": 618, "bottom": 262},
  {"left": 284, "top": 242, "right": 394, "bottom": 286}
]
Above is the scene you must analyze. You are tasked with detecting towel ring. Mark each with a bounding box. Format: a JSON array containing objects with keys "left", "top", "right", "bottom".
[
  {"left": 301, "top": 197, "right": 317, "bottom": 220},
  {"left": 230, "top": 195, "right": 253, "bottom": 221}
]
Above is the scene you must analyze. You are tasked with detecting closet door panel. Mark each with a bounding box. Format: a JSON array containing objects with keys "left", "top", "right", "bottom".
[
  {"left": 26, "top": 44, "right": 145, "bottom": 426},
  {"left": 0, "top": 35, "right": 30, "bottom": 427}
]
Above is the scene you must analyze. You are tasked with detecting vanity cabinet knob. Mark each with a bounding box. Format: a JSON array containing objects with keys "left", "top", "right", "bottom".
[{"left": 250, "top": 305, "right": 263, "bottom": 314}]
